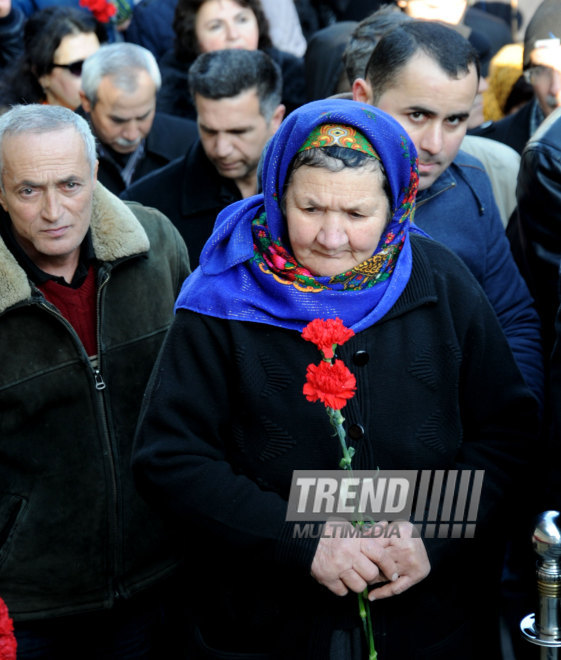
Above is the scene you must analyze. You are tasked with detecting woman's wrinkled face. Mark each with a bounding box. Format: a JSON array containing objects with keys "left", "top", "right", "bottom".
[
  {"left": 39, "top": 31, "right": 100, "bottom": 109},
  {"left": 285, "top": 165, "right": 391, "bottom": 277},
  {"left": 195, "top": 0, "right": 259, "bottom": 53}
]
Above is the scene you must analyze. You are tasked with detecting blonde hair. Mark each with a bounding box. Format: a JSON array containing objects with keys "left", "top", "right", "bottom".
[{"left": 483, "top": 43, "right": 525, "bottom": 121}]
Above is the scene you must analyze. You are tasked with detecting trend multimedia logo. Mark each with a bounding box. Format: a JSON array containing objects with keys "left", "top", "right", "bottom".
[{"left": 287, "top": 470, "right": 484, "bottom": 539}]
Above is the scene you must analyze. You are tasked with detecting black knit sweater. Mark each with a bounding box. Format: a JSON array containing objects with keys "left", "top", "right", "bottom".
[{"left": 133, "top": 235, "right": 538, "bottom": 659}]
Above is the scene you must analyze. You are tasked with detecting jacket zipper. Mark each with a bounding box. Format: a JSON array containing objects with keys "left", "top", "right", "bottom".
[
  {"left": 94, "top": 270, "right": 124, "bottom": 601},
  {"left": 38, "top": 268, "right": 124, "bottom": 602},
  {"left": 416, "top": 181, "right": 456, "bottom": 208},
  {"left": 94, "top": 369, "right": 106, "bottom": 390}
]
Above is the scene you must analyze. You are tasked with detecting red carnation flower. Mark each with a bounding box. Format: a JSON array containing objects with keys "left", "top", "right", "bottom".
[
  {"left": 300, "top": 316, "right": 373, "bottom": 655},
  {"left": 303, "top": 359, "right": 356, "bottom": 410},
  {"left": 0, "top": 598, "right": 16, "bottom": 660},
  {"left": 79, "top": 0, "right": 117, "bottom": 22},
  {"left": 302, "top": 317, "right": 355, "bottom": 359}
]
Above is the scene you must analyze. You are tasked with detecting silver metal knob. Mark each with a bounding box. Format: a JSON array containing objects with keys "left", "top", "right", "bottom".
[{"left": 521, "top": 511, "right": 561, "bottom": 657}]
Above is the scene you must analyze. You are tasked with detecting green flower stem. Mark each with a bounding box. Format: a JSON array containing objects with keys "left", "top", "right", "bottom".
[
  {"left": 329, "top": 408, "right": 354, "bottom": 470},
  {"left": 328, "top": 407, "right": 376, "bottom": 660},
  {"left": 359, "top": 591, "right": 377, "bottom": 660}
]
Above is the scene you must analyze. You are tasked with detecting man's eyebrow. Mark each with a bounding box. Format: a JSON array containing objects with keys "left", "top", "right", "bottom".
[
  {"left": 134, "top": 109, "right": 153, "bottom": 121},
  {"left": 198, "top": 123, "right": 253, "bottom": 133},
  {"left": 226, "top": 125, "right": 253, "bottom": 133},
  {"left": 14, "top": 175, "right": 82, "bottom": 188},
  {"left": 108, "top": 113, "right": 150, "bottom": 122},
  {"left": 406, "top": 105, "right": 437, "bottom": 117},
  {"left": 446, "top": 111, "right": 470, "bottom": 121},
  {"left": 14, "top": 179, "right": 39, "bottom": 187},
  {"left": 58, "top": 175, "right": 83, "bottom": 184},
  {"left": 405, "top": 105, "right": 471, "bottom": 121}
]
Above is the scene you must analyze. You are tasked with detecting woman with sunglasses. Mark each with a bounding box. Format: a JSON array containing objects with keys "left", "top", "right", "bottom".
[{"left": 0, "top": 6, "right": 106, "bottom": 111}]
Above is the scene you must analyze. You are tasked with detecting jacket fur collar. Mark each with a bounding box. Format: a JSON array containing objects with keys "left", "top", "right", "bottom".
[{"left": 0, "top": 182, "right": 149, "bottom": 314}]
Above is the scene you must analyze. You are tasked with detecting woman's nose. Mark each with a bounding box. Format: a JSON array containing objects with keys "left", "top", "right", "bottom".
[
  {"left": 318, "top": 214, "right": 346, "bottom": 248},
  {"left": 225, "top": 20, "right": 240, "bottom": 42}
]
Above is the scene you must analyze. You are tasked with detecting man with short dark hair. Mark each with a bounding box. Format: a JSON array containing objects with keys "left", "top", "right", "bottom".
[
  {"left": 79, "top": 42, "right": 198, "bottom": 194},
  {"left": 343, "top": 6, "right": 519, "bottom": 226},
  {"left": 342, "top": 4, "right": 407, "bottom": 86},
  {"left": 121, "top": 49, "right": 285, "bottom": 268},
  {"left": 0, "top": 103, "right": 190, "bottom": 657},
  {"left": 353, "top": 19, "right": 543, "bottom": 404}
]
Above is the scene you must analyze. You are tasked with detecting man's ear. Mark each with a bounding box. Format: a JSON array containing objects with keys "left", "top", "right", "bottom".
[
  {"left": 270, "top": 104, "right": 286, "bottom": 133},
  {"left": 0, "top": 184, "right": 8, "bottom": 213},
  {"left": 79, "top": 90, "right": 92, "bottom": 113},
  {"left": 352, "top": 78, "right": 373, "bottom": 105}
]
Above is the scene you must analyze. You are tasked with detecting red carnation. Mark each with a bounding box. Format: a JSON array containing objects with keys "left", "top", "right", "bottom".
[
  {"left": 303, "top": 359, "right": 356, "bottom": 410},
  {"left": 79, "top": 0, "right": 117, "bottom": 22},
  {"left": 0, "top": 598, "right": 16, "bottom": 660},
  {"left": 300, "top": 316, "right": 373, "bottom": 655},
  {"left": 302, "top": 317, "right": 355, "bottom": 359}
]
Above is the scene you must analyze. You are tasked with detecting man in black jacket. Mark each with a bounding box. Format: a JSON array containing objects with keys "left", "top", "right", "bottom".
[
  {"left": 0, "top": 103, "right": 190, "bottom": 658},
  {"left": 121, "top": 49, "right": 285, "bottom": 268},
  {"left": 79, "top": 41, "right": 198, "bottom": 195}
]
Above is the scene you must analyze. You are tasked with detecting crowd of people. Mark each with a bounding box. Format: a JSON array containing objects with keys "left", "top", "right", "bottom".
[{"left": 0, "top": 0, "right": 560, "bottom": 659}]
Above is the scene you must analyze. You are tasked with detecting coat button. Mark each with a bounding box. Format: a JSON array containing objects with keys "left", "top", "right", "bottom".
[
  {"left": 353, "top": 350, "right": 369, "bottom": 366},
  {"left": 348, "top": 424, "right": 365, "bottom": 440}
]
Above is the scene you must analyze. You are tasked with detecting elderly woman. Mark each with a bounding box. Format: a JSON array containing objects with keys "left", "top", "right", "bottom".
[{"left": 133, "top": 99, "right": 538, "bottom": 658}]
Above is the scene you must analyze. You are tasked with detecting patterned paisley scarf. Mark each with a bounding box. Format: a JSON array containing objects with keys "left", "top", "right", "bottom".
[
  {"left": 251, "top": 209, "right": 404, "bottom": 292},
  {"left": 174, "top": 99, "right": 422, "bottom": 333}
]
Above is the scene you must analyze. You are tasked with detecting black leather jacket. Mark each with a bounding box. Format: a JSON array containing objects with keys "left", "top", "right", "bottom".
[
  {"left": 515, "top": 106, "right": 561, "bottom": 352},
  {"left": 0, "top": 184, "right": 190, "bottom": 620}
]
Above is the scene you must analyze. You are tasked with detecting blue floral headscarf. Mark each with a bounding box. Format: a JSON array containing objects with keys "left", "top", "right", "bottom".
[{"left": 175, "top": 99, "right": 423, "bottom": 332}]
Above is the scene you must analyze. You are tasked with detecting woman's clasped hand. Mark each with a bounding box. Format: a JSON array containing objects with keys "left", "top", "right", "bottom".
[{"left": 311, "top": 520, "right": 430, "bottom": 600}]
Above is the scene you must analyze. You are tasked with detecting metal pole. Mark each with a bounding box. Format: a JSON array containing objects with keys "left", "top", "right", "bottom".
[{"left": 521, "top": 511, "right": 561, "bottom": 657}]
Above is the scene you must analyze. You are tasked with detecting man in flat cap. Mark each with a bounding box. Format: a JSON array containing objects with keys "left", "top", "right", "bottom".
[{"left": 473, "top": 0, "right": 561, "bottom": 153}]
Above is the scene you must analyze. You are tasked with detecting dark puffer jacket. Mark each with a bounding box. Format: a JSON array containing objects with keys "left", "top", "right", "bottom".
[{"left": 0, "top": 183, "right": 190, "bottom": 620}]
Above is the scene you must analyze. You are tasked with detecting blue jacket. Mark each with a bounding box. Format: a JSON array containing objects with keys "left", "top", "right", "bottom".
[
  {"left": 414, "top": 150, "right": 544, "bottom": 404},
  {"left": 123, "top": 0, "right": 177, "bottom": 61},
  {"left": 12, "top": 0, "right": 80, "bottom": 15},
  {"left": 0, "top": 7, "right": 25, "bottom": 70}
]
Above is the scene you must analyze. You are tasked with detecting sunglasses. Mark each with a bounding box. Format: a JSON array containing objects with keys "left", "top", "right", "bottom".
[{"left": 51, "top": 59, "right": 84, "bottom": 76}]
